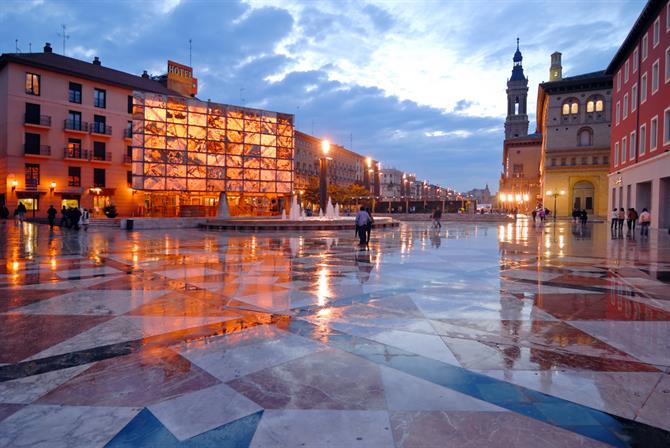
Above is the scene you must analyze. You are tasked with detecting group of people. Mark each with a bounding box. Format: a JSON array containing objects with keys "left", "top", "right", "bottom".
[
  {"left": 571, "top": 208, "right": 589, "bottom": 225},
  {"left": 354, "top": 206, "right": 374, "bottom": 246},
  {"left": 611, "top": 207, "right": 650, "bottom": 236},
  {"left": 531, "top": 207, "right": 549, "bottom": 223},
  {"left": 55, "top": 205, "right": 91, "bottom": 231}
]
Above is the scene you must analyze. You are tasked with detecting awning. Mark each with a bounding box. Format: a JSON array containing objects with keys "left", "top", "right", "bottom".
[{"left": 16, "top": 191, "right": 47, "bottom": 198}]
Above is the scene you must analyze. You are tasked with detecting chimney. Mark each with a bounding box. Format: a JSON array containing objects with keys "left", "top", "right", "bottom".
[
  {"left": 550, "top": 52, "right": 562, "bottom": 81},
  {"left": 141, "top": 70, "right": 149, "bottom": 79},
  {"left": 92, "top": 56, "right": 101, "bottom": 66},
  {"left": 43, "top": 43, "right": 52, "bottom": 53}
]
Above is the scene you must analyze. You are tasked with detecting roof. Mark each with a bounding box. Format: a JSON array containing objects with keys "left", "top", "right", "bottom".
[
  {"left": 606, "top": 0, "right": 667, "bottom": 73},
  {"left": 0, "top": 50, "right": 180, "bottom": 96},
  {"left": 539, "top": 70, "right": 612, "bottom": 94}
]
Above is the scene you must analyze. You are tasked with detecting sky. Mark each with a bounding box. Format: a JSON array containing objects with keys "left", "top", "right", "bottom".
[{"left": 0, "top": 0, "right": 645, "bottom": 192}]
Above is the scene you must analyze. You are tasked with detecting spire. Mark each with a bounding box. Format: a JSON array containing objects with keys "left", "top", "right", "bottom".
[{"left": 510, "top": 38, "right": 525, "bottom": 81}]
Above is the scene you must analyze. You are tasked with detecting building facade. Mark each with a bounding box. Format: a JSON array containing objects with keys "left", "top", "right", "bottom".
[
  {"left": 380, "top": 167, "right": 403, "bottom": 199},
  {"left": 499, "top": 41, "right": 542, "bottom": 212},
  {"left": 537, "top": 57, "right": 612, "bottom": 219},
  {"left": 0, "top": 43, "right": 182, "bottom": 217},
  {"left": 607, "top": 0, "right": 670, "bottom": 230}
]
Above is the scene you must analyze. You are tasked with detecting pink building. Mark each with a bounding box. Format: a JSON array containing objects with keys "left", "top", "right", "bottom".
[
  {"left": 607, "top": 0, "right": 670, "bottom": 229},
  {"left": 0, "top": 43, "right": 180, "bottom": 217}
]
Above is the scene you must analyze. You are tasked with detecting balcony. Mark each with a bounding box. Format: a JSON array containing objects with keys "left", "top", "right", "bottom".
[
  {"left": 91, "top": 151, "right": 112, "bottom": 162},
  {"left": 90, "top": 123, "right": 113, "bottom": 136},
  {"left": 64, "top": 119, "right": 89, "bottom": 133},
  {"left": 24, "top": 114, "right": 51, "bottom": 128},
  {"left": 24, "top": 144, "right": 51, "bottom": 157},
  {"left": 64, "top": 147, "right": 89, "bottom": 160}
]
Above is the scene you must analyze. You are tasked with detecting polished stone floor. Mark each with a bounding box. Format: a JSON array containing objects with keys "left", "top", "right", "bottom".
[{"left": 0, "top": 218, "right": 668, "bottom": 447}]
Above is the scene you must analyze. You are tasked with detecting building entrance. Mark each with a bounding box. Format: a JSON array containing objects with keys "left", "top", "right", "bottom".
[{"left": 573, "top": 181, "right": 594, "bottom": 213}]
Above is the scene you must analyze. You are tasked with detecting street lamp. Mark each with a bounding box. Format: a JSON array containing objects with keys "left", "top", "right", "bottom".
[
  {"left": 319, "top": 140, "right": 330, "bottom": 213},
  {"left": 546, "top": 189, "right": 565, "bottom": 221}
]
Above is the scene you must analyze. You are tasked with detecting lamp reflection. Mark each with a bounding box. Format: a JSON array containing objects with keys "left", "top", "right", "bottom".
[{"left": 317, "top": 267, "right": 331, "bottom": 307}]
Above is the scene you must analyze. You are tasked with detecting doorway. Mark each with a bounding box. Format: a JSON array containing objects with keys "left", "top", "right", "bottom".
[{"left": 573, "top": 180, "right": 594, "bottom": 213}]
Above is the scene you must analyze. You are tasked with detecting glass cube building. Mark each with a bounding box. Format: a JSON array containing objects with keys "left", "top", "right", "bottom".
[{"left": 131, "top": 92, "right": 294, "bottom": 215}]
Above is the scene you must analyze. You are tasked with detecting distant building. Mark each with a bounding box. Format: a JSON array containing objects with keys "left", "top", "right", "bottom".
[
  {"left": 537, "top": 58, "right": 612, "bottom": 218},
  {"left": 380, "top": 167, "right": 403, "bottom": 199},
  {"left": 499, "top": 40, "right": 542, "bottom": 212},
  {"left": 607, "top": 0, "right": 670, "bottom": 229},
  {"left": 464, "top": 184, "right": 493, "bottom": 204}
]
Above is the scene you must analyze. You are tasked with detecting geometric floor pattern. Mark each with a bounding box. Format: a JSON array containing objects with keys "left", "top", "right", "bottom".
[{"left": 0, "top": 218, "right": 668, "bottom": 447}]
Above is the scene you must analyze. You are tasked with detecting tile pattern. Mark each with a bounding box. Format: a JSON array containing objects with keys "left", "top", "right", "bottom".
[{"left": 0, "top": 219, "right": 669, "bottom": 447}]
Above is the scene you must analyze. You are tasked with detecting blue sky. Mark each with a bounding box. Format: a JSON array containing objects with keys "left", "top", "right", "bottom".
[{"left": 1, "top": 0, "right": 644, "bottom": 192}]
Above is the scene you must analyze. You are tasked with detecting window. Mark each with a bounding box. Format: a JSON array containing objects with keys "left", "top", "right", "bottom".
[
  {"left": 570, "top": 102, "right": 578, "bottom": 114},
  {"left": 633, "top": 48, "right": 639, "bottom": 73},
  {"left": 68, "top": 166, "right": 81, "bottom": 187},
  {"left": 562, "top": 103, "right": 570, "bottom": 115},
  {"left": 642, "top": 33, "right": 648, "bottom": 60},
  {"left": 562, "top": 99, "right": 578, "bottom": 115},
  {"left": 650, "top": 116, "right": 658, "bottom": 151},
  {"left": 595, "top": 99, "right": 603, "bottom": 112},
  {"left": 653, "top": 18, "right": 660, "bottom": 48},
  {"left": 630, "top": 131, "right": 637, "bottom": 161},
  {"left": 665, "top": 108, "right": 670, "bottom": 145},
  {"left": 640, "top": 123, "right": 647, "bottom": 155},
  {"left": 586, "top": 100, "right": 594, "bottom": 113},
  {"left": 615, "top": 101, "right": 620, "bottom": 125},
  {"left": 632, "top": 83, "right": 638, "bottom": 112},
  {"left": 614, "top": 142, "right": 619, "bottom": 166},
  {"left": 617, "top": 72, "right": 621, "bottom": 91},
  {"left": 18, "top": 198, "right": 38, "bottom": 211},
  {"left": 624, "top": 60, "right": 630, "bottom": 82},
  {"left": 24, "top": 132, "right": 40, "bottom": 154},
  {"left": 621, "top": 137, "right": 627, "bottom": 163},
  {"left": 667, "top": 3, "right": 670, "bottom": 31},
  {"left": 68, "top": 110, "right": 82, "bottom": 130},
  {"left": 25, "top": 73, "right": 40, "bottom": 95},
  {"left": 665, "top": 47, "right": 670, "bottom": 83},
  {"left": 93, "top": 115, "right": 106, "bottom": 134},
  {"left": 578, "top": 128, "right": 593, "bottom": 146},
  {"left": 25, "top": 163, "right": 40, "bottom": 187},
  {"left": 127, "top": 95, "right": 133, "bottom": 114},
  {"left": 67, "top": 138, "right": 82, "bottom": 158},
  {"left": 93, "top": 141, "right": 106, "bottom": 160},
  {"left": 652, "top": 59, "right": 659, "bottom": 93},
  {"left": 623, "top": 93, "right": 629, "bottom": 119},
  {"left": 69, "top": 82, "right": 82, "bottom": 103},
  {"left": 93, "top": 168, "right": 106, "bottom": 188},
  {"left": 592, "top": 156, "right": 599, "bottom": 165},
  {"left": 94, "top": 88, "right": 106, "bottom": 108},
  {"left": 641, "top": 73, "right": 648, "bottom": 103},
  {"left": 127, "top": 171, "right": 132, "bottom": 187},
  {"left": 24, "top": 102, "right": 40, "bottom": 125}
]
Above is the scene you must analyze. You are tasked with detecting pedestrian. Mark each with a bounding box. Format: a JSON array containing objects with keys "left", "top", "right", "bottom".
[
  {"left": 627, "top": 208, "right": 638, "bottom": 234},
  {"left": 365, "top": 206, "right": 374, "bottom": 244},
  {"left": 639, "top": 208, "right": 650, "bottom": 236},
  {"left": 60, "top": 205, "right": 69, "bottom": 228},
  {"left": 16, "top": 202, "right": 27, "bottom": 221},
  {"left": 47, "top": 205, "right": 57, "bottom": 229},
  {"left": 0, "top": 204, "right": 9, "bottom": 219},
  {"left": 572, "top": 209, "right": 579, "bottom": 223},
  {"left": 580, "top": 209, "right": 588, "bottom": 225},
  {"left": 611, "top": 208, "right": 618, "bottom": 233},
  {"left": 433, "top": 208, "right": 442, "bottom": 229},
  {"left": 81, "top": 208, "right": 90, "bottom": 231},
  {"left": 531, "top": 209, "right": 537, "bottom": 223},
  {"left": 355, "top": 206, "right": 371, "bottom": 246},
  {"left": 617, "top": 208, "right": 626, "bottom": 233},
  {"left": 70, "top": 207, "right": 82, "bottom": 231},
  {"left": 538, "top": 207, "right": 545, "bottom": 222}
]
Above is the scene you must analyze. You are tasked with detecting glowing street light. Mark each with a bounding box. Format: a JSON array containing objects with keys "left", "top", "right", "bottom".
[
  {"left": 546, "top": 189, "right": 565, "bottom": 221},
  {"left": 319, "top": 139, "right": 330, "bottom": 212},
  {"left": 321, "top": 139, "right": 330, "bottom": 155}
]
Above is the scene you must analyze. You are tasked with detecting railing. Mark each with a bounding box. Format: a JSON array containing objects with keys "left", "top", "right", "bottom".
[
  {"left": 64, "top": 147, "right": 89, "bottom": 160},
  {"left": 91, "top": 151, "right": 112, "bottom": 162},
  {"left": 64, "top": 119, "right": 89, "bottom": 132},
  {"left": 24, "top": 114, "right": 51, "bottom": 127},
  {"left": 24, "top": 144, "right": 51, "bottom": 156},
  {"left": 91, "top": 123, "right": 112, "bottom": 135}
]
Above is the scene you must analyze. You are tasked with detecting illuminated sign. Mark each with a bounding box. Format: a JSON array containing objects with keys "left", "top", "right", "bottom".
[{"left": 167, "top": 60, "right": 198, "bottom": 97}]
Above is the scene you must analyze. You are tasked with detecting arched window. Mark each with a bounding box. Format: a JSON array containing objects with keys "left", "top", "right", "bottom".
[
  {"left": 586, "top": 95, "right": 604, "bottom": 113},
  {"left": 595, "top": 99, "right": 604, "bottom": 112},
  {"left": 562, "top": 98, "right": 579, "bottom": 115},
  {"left": 586, "top": 100, "right": 595, "bottom": 113},
  {"left": 578, "top": 127, "right": 593, "bottom": 146}
]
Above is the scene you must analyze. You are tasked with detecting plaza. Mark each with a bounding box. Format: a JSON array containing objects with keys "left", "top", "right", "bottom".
[{"left": 0, "top": 219, "right": 668, "bottom": 447}]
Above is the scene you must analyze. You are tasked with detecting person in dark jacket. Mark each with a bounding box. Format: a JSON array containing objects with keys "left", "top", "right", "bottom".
[
  {"left": 365, "top": 207, "right": 374, "bottom": 244},
  {"left": 47, "top": 205, "right": 57, "bottom": 229}
]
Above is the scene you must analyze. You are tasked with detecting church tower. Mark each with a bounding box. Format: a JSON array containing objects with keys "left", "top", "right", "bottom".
[
  {"left": 504, "top": 38, "right": 529, "bottom": 139},
  {"left": 549, "top": 52, "right": 562, "bottom": 81}
]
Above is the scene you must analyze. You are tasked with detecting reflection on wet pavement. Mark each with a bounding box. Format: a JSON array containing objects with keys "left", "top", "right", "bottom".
[{"left": 0, "top": 218, "right": 669, "bottom": 447}]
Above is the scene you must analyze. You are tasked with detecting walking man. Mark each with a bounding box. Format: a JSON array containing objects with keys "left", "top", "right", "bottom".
[
  {"left": 639, "top": 208, "right": 651, "bottom": 237},
  {"left": 47, "top": 205, "right": 57, "bottom": 229},
  {"left": 355, "top": 206, "right": 371, "bottom": 247}
]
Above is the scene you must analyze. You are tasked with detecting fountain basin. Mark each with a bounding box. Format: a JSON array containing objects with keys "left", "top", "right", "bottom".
[{"left": 200, "top": 216, "right": 399, "bottom": 232}]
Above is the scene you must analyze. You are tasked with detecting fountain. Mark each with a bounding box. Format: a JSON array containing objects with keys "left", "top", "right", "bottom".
[
  {"left": 334, "top": 203, "right": 340, "bottom": 218},
  {"left": 325, "top": 197, "right": 335, "bottom": 220},
  {"left": 289, "top": 195, "right": 302, "bottom": 221},
  {"left": 318, "top": 209, "right": 324, "bottom": 218},
  {"left": 281, "top": 209, "right": 287, "bottom": 220}
]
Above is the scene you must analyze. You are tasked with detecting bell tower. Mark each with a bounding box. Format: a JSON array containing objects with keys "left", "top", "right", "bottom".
[
  {"left": 504, "top": 38, "right": 529, "bottom": 139},
  {"left": 549, "top": 52, "right": 562, "bottom": 81}
]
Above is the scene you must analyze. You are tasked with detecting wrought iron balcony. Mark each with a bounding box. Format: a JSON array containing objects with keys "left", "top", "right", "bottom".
[
  {"left": 24, "top": 144, "right": 51, "bottom": 156},
  {"left": 91, "top": 123, "right": 112, "bottom": 135},
  {"left": 64, "top": 147, "right": 89, "bottom": 160},
  {"left": 24, "top": 114, "right": 51, "bottom": 127},
  {"left": 91, "top": 151, "right": 112, "bottom": 162},
  {"left": 64, "top": 119, "right": 89, "bottom": 132}
]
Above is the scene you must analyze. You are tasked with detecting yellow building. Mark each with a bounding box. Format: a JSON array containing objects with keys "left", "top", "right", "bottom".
[{"left": 536, "top": 54, "right": 612, "bottom": 219}]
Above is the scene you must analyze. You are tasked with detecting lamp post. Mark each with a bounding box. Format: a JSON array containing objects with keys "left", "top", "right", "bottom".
[
  {"left": 546, "top": 189, "right": 565, "bottom": 221},
  {"left": 319, "top": 140, "right": 330, "bottom": 213}
]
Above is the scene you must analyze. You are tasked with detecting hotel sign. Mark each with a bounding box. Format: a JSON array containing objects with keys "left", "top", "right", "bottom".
[{"left": 167, "top": 60, "right": 198, "bottom": 97}]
